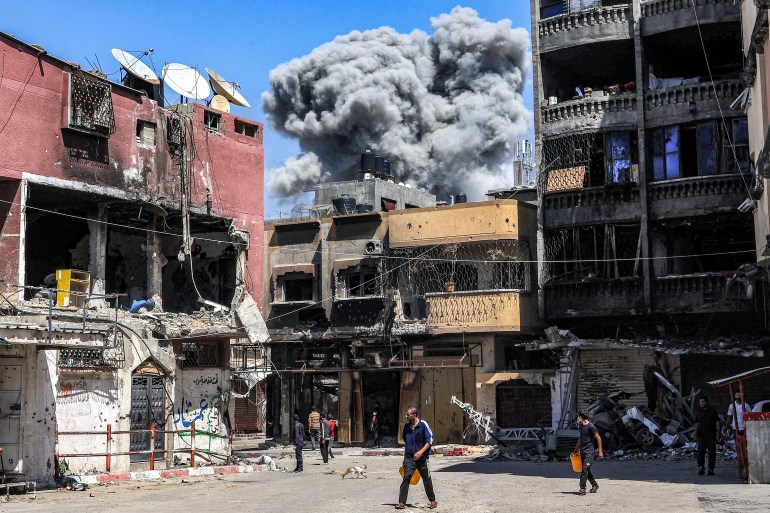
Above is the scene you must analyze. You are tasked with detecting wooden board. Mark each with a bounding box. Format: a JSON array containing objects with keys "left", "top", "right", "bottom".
[
  {"left": 398, "top": 370, "right": 421, "bottom": 444},
  {"left": 546, "top": 166, "right": 586, "bottom": 193},
  {"left": 338, "top": 371, "right": 352, "bottom": 443},
  {"left": 462, "top": 367, "right": 478, "bottom": 444}
]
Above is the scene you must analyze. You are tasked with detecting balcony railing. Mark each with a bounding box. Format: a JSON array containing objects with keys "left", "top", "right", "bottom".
[
  {"left": 645, "top": 79, "right": 743, "bottom": 127},
  {"left": 652, "top": 273, "right": 752, "bottom": 314},
  {"left": 539, "top": 5, "right": 632, "bottom": 53},
  {"left": 641, "top": 0, "right": 739, "bottom": 36},
  {"left": 648, "top": 174, "right": 749, "bottom": 220},
  {"left": 543, "top": 185, "right": 641, "bottom": 229},
  {"left": 544, "top": 278, "right": 644, "bottom": 318},
  {"left": 425, "top": 290, "right": 537, "bottom": 334},
  {"left": 542, "top": 94, "right": 637, "bottom": 136}
]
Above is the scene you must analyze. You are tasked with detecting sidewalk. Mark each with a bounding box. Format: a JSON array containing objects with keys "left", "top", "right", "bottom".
[{"left": 74, "top": 463, "right": 268, "bottom": 485}]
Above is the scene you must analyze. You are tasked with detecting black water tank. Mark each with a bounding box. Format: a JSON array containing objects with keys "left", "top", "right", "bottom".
[
  {"left": 456, "top": 192, "right": 467, "bottom": 204},
  {"left": 356, "top": 203, "right": 373, "bottom": 213},
  {"left": 361, "top": 150, "right": 376, "bottom": 172},
  {"left": 383, "top": 159, "right": 391, "bottom": 176},
  {"left": 333, "top": 195, "right": 357, "bottom": 215},
  {"left": 375, "top": 155, "right": 385, "bottom": 173}
]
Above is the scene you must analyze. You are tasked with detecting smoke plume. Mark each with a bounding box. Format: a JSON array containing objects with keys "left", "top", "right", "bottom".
[{"left": 263, "top": 6, "right": 531, "bottom": 200}]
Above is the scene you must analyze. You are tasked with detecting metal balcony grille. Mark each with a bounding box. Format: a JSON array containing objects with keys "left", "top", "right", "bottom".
[
  {"left": 70, "top": 72, "right": 115, "bottom": 135},
  {"left": 58, "top": 333, "right": 125, "bottom": 369},
  {"left": 181, "top": 342, "right": 222, "bottom": 368}
]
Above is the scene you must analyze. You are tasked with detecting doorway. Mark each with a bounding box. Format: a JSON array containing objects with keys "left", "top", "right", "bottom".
[
  {"left": 0, "top": 354, "right": 22, "bottom": 472},
  {"left": 129, "top": 373, "right": 166, "bottom": 463}
]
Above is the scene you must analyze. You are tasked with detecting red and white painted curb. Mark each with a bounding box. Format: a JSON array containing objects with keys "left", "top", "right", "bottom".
[{"left": 76, "top": 464, "right": 268, "bottom": 485}]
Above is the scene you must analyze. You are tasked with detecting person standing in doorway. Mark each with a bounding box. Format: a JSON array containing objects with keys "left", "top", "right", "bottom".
[
  {"left": 727, "top": 391, "right": 751, "bottom": 437},
  {"left": 327, "top": 414, "right": 336, "bottom": 459},
  {"left": 308, "top": 406, "right": 321, "bottom": 451},
  {"left": 371, "top": 401, "right": 382, "bottom": 448},
  {"left": 320, "top": 415, "right": 332, "bottom": 464},
  {"left": 574, "top": 410, "right": 603, "bottom": 496},
  {"left": 695, "top": 397, "right": 721, "bottom": 475},
  {"left": 293, "top": 413, "right": 304, "bottom": 473},
  {"left": 396, "top": 406, "right": 437, "bottom": 510}
]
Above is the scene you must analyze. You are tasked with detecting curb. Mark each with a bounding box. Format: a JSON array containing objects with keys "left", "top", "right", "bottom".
[{"left": 75, "top": 464, "right": 268, "bottom": 485}]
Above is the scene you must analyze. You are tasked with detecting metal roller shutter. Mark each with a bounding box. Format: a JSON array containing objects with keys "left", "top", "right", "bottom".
[{"left": 577, "top": 348, "right": 656, "bottom": 410}]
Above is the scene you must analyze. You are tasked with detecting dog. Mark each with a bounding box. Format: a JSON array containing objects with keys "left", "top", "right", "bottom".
[{"left": 340, "top": 464, "right": 367, "bottom": 479}]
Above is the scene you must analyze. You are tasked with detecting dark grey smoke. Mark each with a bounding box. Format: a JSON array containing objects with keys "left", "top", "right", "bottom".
[{"left": 263, "top": 6, "right": 531, "bottom": 199}]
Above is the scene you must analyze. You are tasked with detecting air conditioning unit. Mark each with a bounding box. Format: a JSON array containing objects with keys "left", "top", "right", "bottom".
[{"left": 364, "top": 240, "right": 384, "bottom": 255}]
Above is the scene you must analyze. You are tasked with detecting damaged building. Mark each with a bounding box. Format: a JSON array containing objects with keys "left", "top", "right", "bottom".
[
  {"left": 530, "top": 0, "right": 770, "bottom": 431},
  {"left": 264, "top": 155, "right": 548, "bottom": 444},
  {"left": 0, "top": 32, "right": 267, "bottom": 485}
]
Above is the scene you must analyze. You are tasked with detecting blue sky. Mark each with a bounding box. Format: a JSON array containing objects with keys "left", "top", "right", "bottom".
[{"left": 1, "top": 0, "right": 534, "bottom": 217}]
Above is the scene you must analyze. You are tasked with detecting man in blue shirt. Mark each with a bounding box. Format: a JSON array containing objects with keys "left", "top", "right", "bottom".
[
  {"left": 396, "top": 406, "right": 437, "bottom": 510},
  {"left": 293, "top": 413, "right": 305, "bottom": 473}
]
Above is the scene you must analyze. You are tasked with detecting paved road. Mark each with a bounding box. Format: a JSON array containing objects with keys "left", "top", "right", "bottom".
[{"left": 4, "top": 451, "right": 769, "bottom": 512}]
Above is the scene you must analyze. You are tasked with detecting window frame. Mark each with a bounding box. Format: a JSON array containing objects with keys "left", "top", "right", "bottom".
[{"left": 651, "top": 126, "right": 680, "bottom": 181}]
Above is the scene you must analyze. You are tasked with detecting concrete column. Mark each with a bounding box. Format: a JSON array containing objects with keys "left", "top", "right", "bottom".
[
  {"left": 0, "top": 179, "right": 24, "bottom": 292},
  {"left": 280, "top": 373, "right": 291, "bottom": 442},
  {"left": 146, "top": 214, "right": 164, "bottom": 309},
  {"left": 88, "top": 204, "right": 108, "bottom": 302},
  {"left": 530, "top": 0, "right": 547, "bottom": 320},
  {"left": 633, "top": 0, "right": 653, "bottom": 314}
]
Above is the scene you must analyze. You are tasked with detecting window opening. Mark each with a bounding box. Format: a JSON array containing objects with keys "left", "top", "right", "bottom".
[
  {"left": 278, "top": 272, "right": 314, "bottom": 302},
  {"left": 652, "top": 127, "right": 680, "bottom": 180},
  {"left": 136, "top": 120, "right": 157, "bottom": 147},
  {"left": 181, "top": 341, "right": 221, "bottom": 368},
  {"left": 605, "top": 132, "right": 634, "bottom": 184},
  {"left": 204, "top": 110, "right": 222, "bottom": 133},
  {"left": 723, "top": 119, "right": 749, "bottom": 174},
  {"left": 234, "top": 120, "right": 259, "bottom": 138},
  {"left": 69, "top": 72, "right": 114, "bottom": 135}
]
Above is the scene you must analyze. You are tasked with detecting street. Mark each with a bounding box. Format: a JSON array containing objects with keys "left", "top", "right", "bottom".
[{"left": 3, "top": 450, "right": 770, "bottom": 513}]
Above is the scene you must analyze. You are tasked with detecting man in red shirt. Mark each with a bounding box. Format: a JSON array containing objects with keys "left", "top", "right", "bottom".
[{"left": 327, "top": 414, "right": 336, "bottom": 459}]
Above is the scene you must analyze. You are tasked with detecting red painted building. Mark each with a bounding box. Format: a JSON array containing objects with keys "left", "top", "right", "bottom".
[{"left": 0, "top": 31, "right": 267, "bottom": 484}]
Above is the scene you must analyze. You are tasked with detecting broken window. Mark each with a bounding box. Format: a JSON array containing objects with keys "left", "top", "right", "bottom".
[
  {"left": 652, "top": 118, "right": 749, "bottom": 181},
  {"left": 723, "top": 118, "right": 749, "bottom": 175},
  {"left": 136, "top": 120, "right": 157, "bottom": 147},
  {"left": 605, "top": 132, "right": 636, "bottom": 184},
  {"left": 540, "top": 0, "right": 566, "bottom": 18},
  {"left": 277, "top": 272, "right": 314, "bottom": 302},
  {"left": 338, "top": 266, "right": 379, "bottom": 298},
  {"left": 234, "top": 120, "right": 259, "bottom": 138},
  {"left": 181, "top": 341, "right": 222, "bottom": 368},
  {"left": 652, "top": 127, "right": 680, "bottom": 180},
  {"left": 58, "top": 344, "right": 125, "bottom": 370},
  {"left": 69, "top": 72, "right": 114, "bottom": 136},
  {"left": 204, "top": 110, "right": 222, "bottom": 133}
]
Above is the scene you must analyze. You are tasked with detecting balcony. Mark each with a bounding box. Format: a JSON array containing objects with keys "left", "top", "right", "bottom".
[
  {"left": 645, "top": 79, "right": 744, "bottom": 128},
  {"left": 544, "top": 278, "right": 644, "bottom": 319},
  {"left": 641, "top": 0, "right": 739, "bottom": 37},
  {"left": 542, "top": 94, "right": 637, "bottom": 137},
  {"left": 648, "top": 174, "right": 748, "bottom": 220},
  {"left": 543, "top": 185, "right": 641, "bottom": 229},
  {"left": 652, "top": 273, "right": 753, "bottom": 314},
  {"left": 538, "top": 5, "right": 632, "bottom": 54},
  {"left": 388, "top": 200, "right": 534, "bottom": 248},
  {"left": 425, "top": 290, "right": 539, "bottom": 334}
]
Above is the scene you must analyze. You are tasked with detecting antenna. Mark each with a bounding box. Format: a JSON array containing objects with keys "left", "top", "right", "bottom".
[
  {"left": 205, "top": 68, "right": 251, "bottom": 108},
  {"left": 111, "top": 48, "right": 160, "bottom": 84},
  {"left": 513, "top": 139, "right": 535, "bottom": 186},
  {"left": 162, "top": 63, "right": 211, "bottom": 101}
]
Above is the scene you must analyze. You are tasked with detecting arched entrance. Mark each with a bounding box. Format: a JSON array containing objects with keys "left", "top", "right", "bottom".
[{"left": 130, "top": 359, "right": 167, "bottom": 462}]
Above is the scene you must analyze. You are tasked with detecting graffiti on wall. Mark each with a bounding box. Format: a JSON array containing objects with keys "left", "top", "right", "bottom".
[{"left": 174, "top": 397, "right": 209, "bottom": 428}]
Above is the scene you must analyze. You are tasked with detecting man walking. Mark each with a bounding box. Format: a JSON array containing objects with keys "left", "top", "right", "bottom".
[
  {"left": 396, "top": 406, "right": 437, "bottom": 510},
  {"left": 308, "top": 406, "right": 321, "bottom": 451},
  {"left": 320, "top": 414, "right": 332, "bottom": 464},
  {"left": 574, "top": 410, "right": 603, "bottom": 496},
  {"left": 293, "top": 413, "right": 304, "bottom": 473},
  {"left": 371, "top": 401, "right": 382, "bottom": 448},
  {"left": 327, "top": 413, "right": 336, "bottom": 459},
  {"left": 695, "top": 397, "right": 721, "bottom": 475}
]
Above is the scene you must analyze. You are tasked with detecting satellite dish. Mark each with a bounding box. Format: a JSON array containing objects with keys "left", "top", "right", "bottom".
[
  {"left": 111, "top": 48, "right": 160, "bottom": 84},
  {"left": 205, "top": 68, "right": 251, "bottom": 108},
  {"left": 162, "top": 63, "right": 211, "bottom": 100},
  {"left": 210, "top": 95, "right": 231, "bottom": 113}
]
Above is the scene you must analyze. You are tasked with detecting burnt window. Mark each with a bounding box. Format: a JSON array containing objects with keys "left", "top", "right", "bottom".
[
  {"left": 277, "top": 272, "right": 314, "bottom": 302},
  {"left": 339, "top": 266, "right": 379, "bottom": 298},
  {"left": 234, "top": 120, "right": 259, "bottom": 138},
  {"left": 568, "top": 0, "right": 599, "bottom": 13},
  {"left": 69, "top": 72, "right": 114, "bottom": 136},
  {"left": 605, "top": 132, "right": 635, "bottom": 184},
  {"left": 204, "top": 110, "right": 222, "bottom": 133},
  {"left": 696, "top": 122, "right": 718, "bottom": 175},
  {"left": 723, "top": 119, "right": 749, "bottom": 175},
  {"left": 181, "top": 342, "right": 221, "bottom": 368},
  {"left": 652, "top": 127, "right": 680, "bottom": 180},
  {"left": 541, "top": 0, "right": 565, "bottom": 18},
  {"left": 136, "top": 120, "right": 157, "bottom": 146}
]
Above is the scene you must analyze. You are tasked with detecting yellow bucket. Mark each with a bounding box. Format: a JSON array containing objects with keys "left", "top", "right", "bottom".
[
  {"left": 399, "top": 466, "right": 422, "bottom": 485},
  {"left": 570, "top": 452, "right": 583, "bottom": 473}
]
